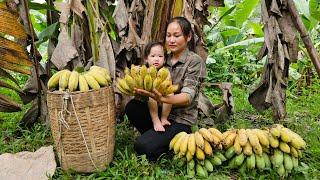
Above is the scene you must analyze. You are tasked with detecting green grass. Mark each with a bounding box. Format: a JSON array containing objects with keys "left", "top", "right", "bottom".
[{"left": 1, "top": 83, "right": 320, "bottom": 179}]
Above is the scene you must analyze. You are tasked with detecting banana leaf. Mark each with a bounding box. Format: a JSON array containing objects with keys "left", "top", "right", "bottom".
[{"left": 0, "top": 94, "right": 22, "bottom": 112}]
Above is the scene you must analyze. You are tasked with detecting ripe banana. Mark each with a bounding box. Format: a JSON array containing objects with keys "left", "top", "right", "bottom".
[
  {"left": 203, "top": 140, "right": 213, "bottom": 155},
  {"left": 157, "top": 79, "right": 172, "bottom": 95},
  {"left": 140, "top": 65, "right": 148, "bottom": 79},
  {"left": 222, "top": 130, "right": 234, "bottom": 139},
  {"left": 194, "top": 131, "right": 205, "bottom": 150},
  {"left": 148, "top": 65, "right": 157, "bottom": 79},
  {"left": 79, "top": 74, "right": 89, "bottom": 92},
  {"left": 174, "top": 133, "right": 187, "bottom": 154},
  {"left": 59, "top": 70, "right": 71, "bottom": 91},
  {"left": 253, "top": 143, "right": 263, "bottom": 155},
  {"left": 199, "top": 128, "right": 214, "bottom": 143},
  {"left": 116, "top": 83, "right": 133, "bottom": 96},
  {"left": 195, "top": 146, "right": 205, "bottom": 161},
  {"left": 88, "top": 69, "right": 109, "bottom": 86},
  {"left": 270, "top": 127, "right": 281, "bottom": 138},
  {"left": 157, "top": 67, "right": 170, "bottom": 81},
  {"left": 152, "top": 77, "right": 162, "bottom": 90},
  {"left": 208, "top": 128, "right": 223, "bottom": 141},
  {"left": 117, "top": 79, "right": 133, "bottom": 93},
  {"left": 179, "top": 134, "right": 189, "bottom": 155},
  {"left": 48, "top": 70, "right": 66, "bottom": 89},
  {"left": 90, "top": 66, "right": 111, "bottom": 83},
  {"left": 254, "top": 129, "right": 269, "bottom": 147},
  {"left": 246, "top": 129, "right": 260, "bottom": 148},
  {"left": 186, "top": 151, "right": 193, "bottom": 162},
  {"left": 134, "top": 75, "right": 144, "bottom": 89},
  {"left": 290, "top": 133, "right": 306, "bottom": 150},
  {"left": 130, "top": 64, "right": 139, "bottom": 77},
  {"left": 233, "top": 135, "right": 242, "bottom": 155},
  {"left": 269, "top": 134, "right": 279, "bottom": 148},
  {"left": 68, "top": 70, "right": 79, "bottom": 92},
  {"left": 238, "top": 129, "right": 248, "bottom": 147},
  {"left": 223, "top": 131, "right": 237, "bottom": 149},
  {"left": 187, "top": 133, "right": 196, "bottom": 155},
  {"left": 169, "top": 132, "right": 187, "bottom": 150},
  {"left": 243, "top": 142, "right": 253, "bottom": 156},
  {"left": 165, "top": 85, "right": 179, "bottom": 95},
  {"left": 83, "top": 73, "right": 100, "bottom": 90},
  {"left": 124, "top": 74, "right": 136, "bottom": 90},
  {"left": 143, "top": 74, "right": 153, "bottom": 91},
  {"left": 280, "top": 128, "right": 292, "bottom": 143},
  {"left": 279, "top": 141, "right": 291, "bottom": 153}
]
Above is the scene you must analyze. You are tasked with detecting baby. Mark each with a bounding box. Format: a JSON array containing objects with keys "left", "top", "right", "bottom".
[{"left": 144, "top": 41, "right": 172, "bottom": 132}]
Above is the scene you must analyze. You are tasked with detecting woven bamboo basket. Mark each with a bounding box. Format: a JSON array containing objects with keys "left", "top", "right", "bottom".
[{"left": 47, "top": 86, "right": 116, "bottom": 173}]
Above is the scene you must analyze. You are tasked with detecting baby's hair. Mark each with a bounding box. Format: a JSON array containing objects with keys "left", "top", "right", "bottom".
[{"left": 143, "top": 41, "right": 164, "bottom": 59}]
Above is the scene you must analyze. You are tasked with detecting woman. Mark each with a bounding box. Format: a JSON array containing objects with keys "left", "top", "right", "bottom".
[{"left": 125, "top": 17, "right": 207, "bottom": 161}]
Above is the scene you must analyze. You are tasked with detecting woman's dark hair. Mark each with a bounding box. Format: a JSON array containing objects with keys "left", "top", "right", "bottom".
[
  {"left": 143, "top": 41, "right": 164, "bottom": 59},
  {"left": 166, "top": 16, "right": 196, "bottom": 52}
]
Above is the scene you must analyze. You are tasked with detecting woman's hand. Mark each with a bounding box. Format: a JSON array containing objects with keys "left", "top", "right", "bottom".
[{"left": 134, "top": 88, "right": 166, "bottom": 103}]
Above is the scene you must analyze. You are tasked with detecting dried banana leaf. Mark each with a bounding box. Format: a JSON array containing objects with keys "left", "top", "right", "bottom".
[
  {"left": 0, "top": 60, "right": 31, "bottom": 75},
  {"left": 249, "top": 0, "right": 298, "bottom": 120},
  {"left": 0, "top": 94, "right": 22, "bottom": 112},
  {"left": 70, "top": 0, "right": 85, "bottom": 18},
  {"left": 0, "top": 3, "right": 27, "bottom": 39},
  {"left": 0, "top": 79, "right": 23, "bottom": 93},
  {"left": 50, "top": 26, "right": 78, "bottom": 69},
  {"left": 0, "top": 67, "right": 20, "bottom": 86}
]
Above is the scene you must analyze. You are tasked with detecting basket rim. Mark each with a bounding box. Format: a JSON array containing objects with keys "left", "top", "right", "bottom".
[{"left": 47, "top": 85, "right": 113, "bottom": 95}]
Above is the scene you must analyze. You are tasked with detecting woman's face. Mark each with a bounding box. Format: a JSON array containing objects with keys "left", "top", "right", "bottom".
[
  {"left": 165, "top": 22, "right": 191, "bottom": 55},
  {"left": 145, "top": 45, "right": 165, "bottom": 69}
]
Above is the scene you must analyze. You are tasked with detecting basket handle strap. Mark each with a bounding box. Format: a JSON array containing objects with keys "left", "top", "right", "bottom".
[{"left": 57, "top": 93, "right": 72, "bottom": 164}]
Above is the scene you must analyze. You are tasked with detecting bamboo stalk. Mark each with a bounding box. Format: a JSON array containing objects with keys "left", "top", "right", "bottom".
[{"left": 287, "top": 0, "right": 320, "bottom": 76}]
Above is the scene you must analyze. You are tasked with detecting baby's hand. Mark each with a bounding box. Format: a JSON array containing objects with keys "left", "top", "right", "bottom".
[
  {"left": 161, "top": 118, "right": 171, "bottom": 126},
  {"left": 154, "top": 121, "right": 165, "bottom": 132}
]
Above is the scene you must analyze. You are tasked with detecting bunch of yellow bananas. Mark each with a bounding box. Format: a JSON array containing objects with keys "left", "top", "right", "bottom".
[
  {"left": 268, "top": 124, "right": 306, "bottom": 155},
  {"left": 169, "top": 124, "right": 306, "bottom": 178},
  {"left": 222, "top": 125, "right": 305, "bottom": 176},
  {"left": 172, "top": 149, "right": 226, "bottom": 178},
  {"left": 47, "top": 66, "right": 112, "bottom": 92},
  {"left": 116, "top": 65, "right": 178, "bottom": 96},
  {"left": 169, "top": 128, "right": 224, "bottom": 162},
  {"left": 267, "top": 124, "right": 305, "bottom": 176},
  {"left": 221, "top": 128, "right": 270, "bottom": 156}
]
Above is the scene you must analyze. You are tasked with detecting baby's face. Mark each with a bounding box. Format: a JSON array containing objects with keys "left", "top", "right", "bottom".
[{"left": 145, "top": 45, "right": 165, "bottom": 69}]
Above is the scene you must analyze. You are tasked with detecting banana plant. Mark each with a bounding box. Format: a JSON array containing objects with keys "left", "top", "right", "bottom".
[
  {"left": 291, "top": 0, "right": 320, "bottom": 88},
  {"left": 0, "top": 2, "right": 33, "bottom": 112},
  {"left": 206, "top": 0, "right": 261, "bottom": 50}
]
